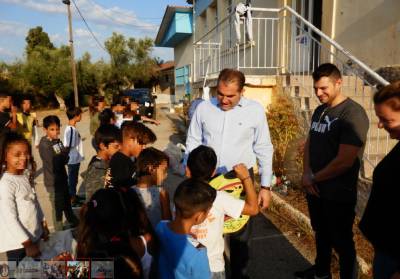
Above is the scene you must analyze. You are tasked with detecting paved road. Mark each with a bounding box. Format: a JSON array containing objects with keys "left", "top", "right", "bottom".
[{"left": 1, "top": 105, "right": 311, "bottom": 278}]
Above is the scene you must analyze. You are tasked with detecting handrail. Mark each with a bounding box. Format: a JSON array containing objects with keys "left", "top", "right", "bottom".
[{"left": 280, "top": 5, "right": 390, "bottom": 87}]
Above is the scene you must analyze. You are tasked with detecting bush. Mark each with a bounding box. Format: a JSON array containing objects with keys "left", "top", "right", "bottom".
[{"left": 267, "top": 93, "right": 302, "bottom": 177}]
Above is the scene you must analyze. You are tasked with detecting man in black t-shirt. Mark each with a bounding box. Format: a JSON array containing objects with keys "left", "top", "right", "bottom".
[
  {"left": 295, "top": 64, "right": 369, "bottom": 279},
  {"left": 0, "top": 93, "right": 17, "bottom": 134}
]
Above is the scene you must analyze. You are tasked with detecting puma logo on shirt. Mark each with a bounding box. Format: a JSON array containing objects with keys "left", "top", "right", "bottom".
[{"left": 311, "top": 115, "right": 339, "bottom": 133}]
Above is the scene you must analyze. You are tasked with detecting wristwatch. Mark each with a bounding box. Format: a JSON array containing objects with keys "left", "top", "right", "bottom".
[{"left": 261, "top": 185, "right": 272, "bottom": 191}]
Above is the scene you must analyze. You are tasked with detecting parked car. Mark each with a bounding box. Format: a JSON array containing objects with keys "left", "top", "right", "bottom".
[{"left": 123, "top": 88, "right": 157, "bottom": 118}]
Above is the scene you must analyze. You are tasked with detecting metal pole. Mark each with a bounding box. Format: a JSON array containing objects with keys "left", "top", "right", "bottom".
[{"left": 64, "top": 0, "right": 79, "bottom": 107}]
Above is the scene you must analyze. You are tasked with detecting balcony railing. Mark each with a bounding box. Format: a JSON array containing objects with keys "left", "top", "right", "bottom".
[{"left": 193, "top": 5, "right": 393, "bottom": 178}]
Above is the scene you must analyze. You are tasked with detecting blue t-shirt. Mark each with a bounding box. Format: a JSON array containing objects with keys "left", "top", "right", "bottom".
[{"left": 156, "top": 221, "right": 211, "bottom": 279}]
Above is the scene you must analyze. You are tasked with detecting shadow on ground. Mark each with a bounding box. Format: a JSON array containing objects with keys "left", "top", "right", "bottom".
[{"left": 248, "top": 214, "right": 310, "bottom": 279}]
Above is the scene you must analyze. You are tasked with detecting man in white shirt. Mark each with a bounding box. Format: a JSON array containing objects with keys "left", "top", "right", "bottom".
[{"left": 186, "top": 68, "right": 274, "bottom": 278}]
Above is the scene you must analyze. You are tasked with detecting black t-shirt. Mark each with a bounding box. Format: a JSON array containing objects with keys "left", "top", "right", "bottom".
[
  {"left": 108, "top": 151, "right": 136, "bottom": 189},
  {"left": 308, "top": 98, "right": 369, "bottom": 203},
  {"left": 0, "top": 111, "right": 11, "bottom": 133},
  {"left": 359, "top": 142, "right": 400, "bottom": 260}
]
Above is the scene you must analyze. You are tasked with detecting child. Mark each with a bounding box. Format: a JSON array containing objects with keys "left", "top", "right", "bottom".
[
  {"left": 156, "top": 178, "right": 216, "bottom": 279},
  {"left": 0, "top": 92, "right": 17, "bottom": 133},
  {"left": 39, "top": 115, "right": 79, "bottom": 231},
  {"left": 133, "top": 147, "right": 172, "bottom": 228},
  {"left": 82, "top": 124, "right": 121, "bottom": 202},
  {"left": 89, "top": 96, "right": 105, "bottom": 136},
  {"left": 186, "top": 145, "right": 259, "bottom": 278},
  {"left": 107, "top": 121, "right": 156, "bottom": 190},
  {"left": 63, "top": 107, "right": 84, "bottom": 205},
  {"left": 130, "top": 101, "right": 160, "bottom": 125},
  {"left": 77, "top": 188, "right": 153, "bottom": 279},
  {"left": 0, "top": 132, "right": 49, "bottom": 260},
  {"left": 99, "top": 108, "right": 116, "bottom": 126},
  {"left": 16, "top": 96, "right": 39, "bottom": 147},
  {"left": 115, "top": 107, "right": 140, "bottom": 128}
]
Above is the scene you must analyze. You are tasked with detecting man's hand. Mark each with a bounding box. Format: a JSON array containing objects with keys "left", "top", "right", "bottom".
[
  {"left": 391, "top": 272, "right": 400, "bottom": 279},
  {"left": 233, "top": 163, "right": 250, "bottom": 181},
  {"left": 258, "top": 188, "right": 271, "bottom": 210},
  {"left": 302, "top": 171, "right": 319, "bottom": 196},
  {"left": 41, "top": 222, "right": 50, "bottom": 241}
]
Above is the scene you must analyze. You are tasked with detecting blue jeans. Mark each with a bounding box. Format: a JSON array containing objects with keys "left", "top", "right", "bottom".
[
  {"left": 67, "top": 163, "right": 80, "bottom": 197},
  {"left": 373, "top": 250, "right": 399, "bottom": 279}
]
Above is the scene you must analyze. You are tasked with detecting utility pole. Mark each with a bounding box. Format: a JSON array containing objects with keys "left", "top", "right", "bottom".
[{"left": 62, "top": 0, "right": 79, "bottom": 107}]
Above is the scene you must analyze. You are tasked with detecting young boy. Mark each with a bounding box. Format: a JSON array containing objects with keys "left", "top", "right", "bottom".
[
  {"left": 63, "top": 107, "right": 84, "bottom": 205},
  {"left": 0, "top": 92, "right": 17, "bottom": 134},
  {"left": 16, "top": 96, "right": 39, "bottom": 146},
  {"left": 156, "top": 178, "right": 216, "bottom": 279},
  {"left": 186, "top": 145, "right": 259, "bottom": 278},
  {"left": 82, "top": 124, "right": 121, "bottom": 202},
  {"left": 107, "top": 121, "right": 156, "bottom": 189},
  {"left": 39, "top": 115, "right": 79, "bottom": 231}
]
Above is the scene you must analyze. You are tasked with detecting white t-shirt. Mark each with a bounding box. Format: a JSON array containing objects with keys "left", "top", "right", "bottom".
[
  {"left": 191, "top": 191, "right": 245, "bottom": 272},
  {"left": 63, "top": 125, "right": 84, "bottom": 165},
  {"left": 0, "top": 172, "right": 44, "bottom": 252}
]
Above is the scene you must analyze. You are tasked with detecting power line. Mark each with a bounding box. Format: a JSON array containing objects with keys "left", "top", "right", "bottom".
[{"left": 70, "top": 0, "right": 107, "bottom": 53}]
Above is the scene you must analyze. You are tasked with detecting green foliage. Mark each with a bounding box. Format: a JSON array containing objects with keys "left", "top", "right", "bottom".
[
  {"left": 1, "top": 27, "right": 158, "bottom": 107},
  {"left": 267, "top": 93, "right": 302, "bottom": 176},
  {"left": 104, "top": 32, "right": 157, "bottom": 93},
  {"left": 25, "top": 26, "right": 55, "bottom": 57}
]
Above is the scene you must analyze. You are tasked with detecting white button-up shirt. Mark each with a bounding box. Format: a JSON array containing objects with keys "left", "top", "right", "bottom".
[
  {"left": 186, "top": 97, "right": 273, "bottom": 186},
  {"left": 0, "top": 172, "right": 44, "bottom": 252}
]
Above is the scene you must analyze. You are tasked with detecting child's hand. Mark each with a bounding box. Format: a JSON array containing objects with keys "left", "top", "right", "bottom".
[
  {"left": 233, "top": 164, "right": 250, "bottom": 181},
  {"left": 24, "top": 241, "right": 41, "bottom": 258},
  {"left": 52, "top": 251, "right": 73, "bottom": 261}
]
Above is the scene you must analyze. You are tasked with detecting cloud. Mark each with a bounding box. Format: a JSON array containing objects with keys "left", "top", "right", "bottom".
[
  {"left": 0, "top": 20, "right": 29, "bottom": 37},
  {"left": 0, "top": 47, "right": 16, "bottom": 57},
  {"left": 0, "top": 0, "right": 64, "bottom": 13},
  {"left": 0, "top": 0, "right": 158, "bottom": 33}
]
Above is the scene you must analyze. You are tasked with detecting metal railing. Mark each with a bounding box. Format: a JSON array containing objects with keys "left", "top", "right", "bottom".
[
  {"left": 194, "top": 8, "right": 281, "bottom": 81},
  {"left": 193, "top": 5, "right": 393, "bottom": 177}
]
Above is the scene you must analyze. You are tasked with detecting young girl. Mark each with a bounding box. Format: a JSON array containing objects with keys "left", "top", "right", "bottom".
[
  {"left": 0, "top": 132, "right": 49, "bottom": 260},
  {"left": 133, "top": 147, "right": 172, "bottom": 228},
  {"left": 77, "top": 188, "right": 156, "bottom": 279}
]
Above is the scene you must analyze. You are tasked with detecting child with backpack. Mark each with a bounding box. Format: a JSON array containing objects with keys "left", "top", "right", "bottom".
[{"left": 63, "top": 107, "right": 84, "bottom": 206}]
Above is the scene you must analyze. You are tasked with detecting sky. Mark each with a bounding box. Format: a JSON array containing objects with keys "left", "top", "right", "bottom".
[{"left": 0, "top": 0, "right": 190, "bottom": 63}]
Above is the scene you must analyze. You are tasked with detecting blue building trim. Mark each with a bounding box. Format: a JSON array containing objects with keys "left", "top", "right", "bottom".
[
  {"left": 155, "top": 6, "right": 193, "bottom": 47},
  {"left": 161, "top": 12, "right": 193, "bottom": 47}
]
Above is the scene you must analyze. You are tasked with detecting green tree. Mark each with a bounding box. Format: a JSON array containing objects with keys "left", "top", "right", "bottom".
[
  {"left": 104, "top": 33, "right": 157, "bottom": 92},
  {"left": 25, "top": 26, "right": 55, "bottom": 57}
]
